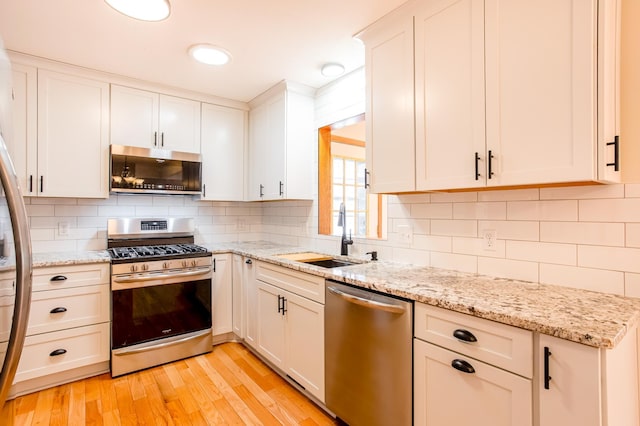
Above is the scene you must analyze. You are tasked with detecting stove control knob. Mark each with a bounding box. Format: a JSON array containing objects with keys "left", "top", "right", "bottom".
[
  {"left": 163, "top": 262, "right": 169, "bottom": 269},
  {"left": 141, "top": 264, "right": 149, "bottom": 271},
  {"left": 129, "top": 265, "right": 138, "bottom": 273},
  {"left": 191, "top": 260, "right": 197, "bottom": 267},
  {"left": 182, "top": 260, "right": 188, "bottom": 268}
]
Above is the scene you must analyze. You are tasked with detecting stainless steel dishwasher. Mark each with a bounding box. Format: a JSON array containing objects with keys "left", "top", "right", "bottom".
[{"left": 325, "top": 280, "right": 413, "bottom": 426}]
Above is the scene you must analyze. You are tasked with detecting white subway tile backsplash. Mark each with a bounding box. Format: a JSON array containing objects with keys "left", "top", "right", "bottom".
[
  {"left": 477, "top": 257, "right": 538, "bottom": 282},
  {"left": 578, "top": 245, "right": 640, "bottom": 273},
  {"left": 478, "top": 188, "right": 539, "bottom": 202},
  {"left": 26, "top": 204, "right": 54, "bottom": 217},
  {"left": 540, "top": 184, "right": 625, "bottom": 200},
  {"left": 579, "top": 198, "right": 640, "bottom": 222},
  {"left": 627, "top": 224, "right": 640, "bottom": 248},
  {"left": 54, "top": 205, "right": 98, "bottom": 217},
  {"left": 413, "top": 235, "right": 452, "bottom": 252},
  {"left": 624, "top": 273, "right": 640, "bottom": 298},
  {"left": 430, "top": 252, "right": 477, "bottom": 273},
  {"left": 431, "top": 220, "right": 477, "bottom": 237},
  {"left": 453, "top": 202, "right": 506, "bottom": 220},
  {"left": 152, "top": 195, "right": 185, "bottom": 206},
  {"left": 411, "top": 203, "right": 452, "bottom": 219},
  {"left": 506, "top": 241, "right": 576, "bottom": 266},
  {"left": 507, "top": 200, "right": 578, "bottom": 221},
  {"left": 625, "top": 184, "right": 640, "bottom": 198},
  {"left": 430, "top": 192, "right": 478, "bottom": 203},
  {"left": 134, "top": 206, "right": 170, "bottom": 217},
  {"left": 452, "top": 236, "right": 506, "bottom": 258},
  {"left": 540, "top": 222, "right": 624, "bottom": 246},
  {"left": 391, "top": 247, "right": 429, "bottom": 266},
  {"left": 31, "top": 240, "right": 77, "bottom": 253},
  {"left": 98, "top": 206, "right": 135, "bottom": 217},
  {"left": 540, "top": 264, "right": 624, "bottom": 295},
  {"left": 116, "top": 195, "right": 153, "bottom": 206}
]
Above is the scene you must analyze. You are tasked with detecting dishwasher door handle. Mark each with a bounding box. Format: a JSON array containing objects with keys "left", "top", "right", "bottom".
[{"left": 328, "top": 286, "right": 407, "bottom": 314}]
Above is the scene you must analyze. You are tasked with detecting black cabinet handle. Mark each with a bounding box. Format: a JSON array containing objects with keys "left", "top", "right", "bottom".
[
  {"left": 451, "top": 359, "right": 475, "bottom": 374},
  {"left": 488, "top": 150, "right": 494, "bottom": 179},
  {"left": 282, "top": 297, "right": 287, "bottom": 315},
  {"left": 364, "top": 168, "right": 370, "bottom": 189},
  {"left": 49, "top": 349, "right": 67, "bottom": 357},
  {"left": 259, "top": 184, "right": 264, "bottom": 198},
  {"left": 474, "top": 152, "right": 481, "bottom": 180},
  {"left": 606, "top": 135, "right": 620, "bottom": 171},
  {"left": 50, "top": 275, "right": 68, "bottom": 282},
  {"left": 154, "top": 131, "right": 158, "bottom": 146},
  {"left": 279, "top": 181, "right": 284, "bottom": 196},
  {"left": 544, "top": 346, "right": 552, "bottom": 389},
  {"left": 49, "top": 307, "right": 67, "bottom": 314},
  {"left": 40, "top": 175, "right": 44, "bottom": 193},
  {"left": 29, "top": 175, "right": 33, "bottom": 193},
  {"left": 213, "top": 258, "right": 216, "bottom": 273},
  {"left": 277, "top": 295, "right": 283, "bottom": 313},
  {"left": 161, "top": 132, "right": 165, "bottom": 147},
  {"left": 245, "top": 259, "right": 252, "bottom": 265},
  {"left": 453, "top": 329, "right": 477, "bottom": 343},
  {"left": 203, "top": 183, "right": 206, "bottom": 198}
]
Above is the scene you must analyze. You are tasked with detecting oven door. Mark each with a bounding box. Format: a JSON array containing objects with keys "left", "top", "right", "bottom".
[{"left": 110, "top": 267, "right": 212, "bottom": 376}]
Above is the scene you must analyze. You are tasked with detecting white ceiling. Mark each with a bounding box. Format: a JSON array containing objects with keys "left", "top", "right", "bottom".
[{"left": 0, "top": 0, "right": 407, "bottom": 103}]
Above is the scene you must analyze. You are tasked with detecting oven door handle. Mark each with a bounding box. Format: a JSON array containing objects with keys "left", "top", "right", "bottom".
[
  {"left": 113, "top": 267, "right": 212, "bottom": 283},
  {"left": 112, "top": 329, "right": 211, "bottom": 356}
]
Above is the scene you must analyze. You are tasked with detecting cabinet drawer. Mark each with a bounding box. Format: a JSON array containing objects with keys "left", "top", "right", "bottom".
[
  {"left": 415, "top": 303, "right": 532, "bottom": 378},
  {"left": 0, "top": 295, "right": 14, "bottom": 342},
  {"left": 414, "top": 339, "right": 532, "bottom": 426},
  {"left": 256, "top": 261, "right": 325, "bottom": 304},
  {"left": 33, "top": 263, "right": 109, "bottom": 292},
  {"left": 28, "top": 284, "right": 110, "bottom": 335},
  {"left": 0, "top": 270, "right": 14, "bottom": 297},
  {"left": 14, "top": 322, "right": 110, "bottom": 383}
]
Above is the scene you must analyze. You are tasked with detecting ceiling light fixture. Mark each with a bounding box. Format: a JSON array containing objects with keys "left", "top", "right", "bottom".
[
  {"left": 104, "top": 0, "right": 171, "bottom": 22},
  {"left": 188, "top": 44, "right": 232, "bottom": 66},
  {"left": 321, "top": 63, "right": 345, "bottom": 77}
]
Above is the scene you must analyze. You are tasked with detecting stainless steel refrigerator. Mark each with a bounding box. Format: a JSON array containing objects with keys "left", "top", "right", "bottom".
[{"left": 0, "top": 39, "right": 33, "bottom": 408}]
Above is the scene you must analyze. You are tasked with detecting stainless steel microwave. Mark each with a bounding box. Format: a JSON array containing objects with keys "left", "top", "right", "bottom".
[{"left": 110, "top": 145, "right": 202, "bottom": 195}]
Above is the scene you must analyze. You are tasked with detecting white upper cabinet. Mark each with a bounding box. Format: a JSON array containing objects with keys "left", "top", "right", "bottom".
[
  {"left": 359, "top": 0, "right": 621, "bottom": 192},
  {"left": 37, "top": 69, "right": 110, "bottom": 198},
  {"left": 361, "top": 7, "right": 416, "bottom": 193},
  {"left": 200, "top": 103, "right": 246, "bottom": 201},
  {"left": 248, "top": 81, "right": 314, "bottom": 201},
  {"left": 9, "top": 63, "right": 37, "bottom": 195},
  {"left": 111, "top": 85, "right": 201, "bottom": 154}
]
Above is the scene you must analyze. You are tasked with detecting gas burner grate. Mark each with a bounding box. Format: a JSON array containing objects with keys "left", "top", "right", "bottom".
[{"left": 108, "top": 243, "right": 209, "bottom": 260}]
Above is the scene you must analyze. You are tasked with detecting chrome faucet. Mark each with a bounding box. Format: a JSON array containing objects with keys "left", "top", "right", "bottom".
[{"left": 337, "top": 203, "right": 353, "bottom": 256}]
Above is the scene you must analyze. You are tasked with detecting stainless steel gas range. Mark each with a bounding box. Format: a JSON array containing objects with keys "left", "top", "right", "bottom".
[{"left": 107, "top": 218, "right": 213, "bottom": 377}]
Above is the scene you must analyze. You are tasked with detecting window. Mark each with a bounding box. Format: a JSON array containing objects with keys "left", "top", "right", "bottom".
[{"left": 318, "top": 114, "right": 386, "bottom": 239}]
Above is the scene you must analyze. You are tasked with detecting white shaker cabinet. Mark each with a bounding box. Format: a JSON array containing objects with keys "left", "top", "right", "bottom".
[
  {"left": 212, "top": 254, "right": 232, "bottom": 337},
  {"left": 248, "top": 81, "right": 314, "bottom": 201},
  {"left": 111, "top": 85, "right": 201, "bottom": 154},
  {"left": 37, "top": 69, "right": 110, "bottom": 198},
  {"left": 243, "top": 258, "right": 258, "bottom": 349},
  {"left": 200, "top": 103, "right": 246, "bottom": 201},
  {"left": 231, "top": 254, "right": 245, "bottom": 338},
  {"left": 537, "top": 332, "right": 639, "bottom": 426}
]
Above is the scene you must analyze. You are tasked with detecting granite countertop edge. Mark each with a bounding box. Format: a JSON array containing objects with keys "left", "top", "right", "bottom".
[{"left": 23, "top": 243, "right": 640, "bottom": 349}]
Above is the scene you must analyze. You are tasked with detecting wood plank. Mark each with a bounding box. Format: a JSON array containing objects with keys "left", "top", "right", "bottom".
[
  {"left": 49, "top": 383, "right": 71, "bottom": 426},
  {"left": 68, "top": 380, "right": 86, "bottom": 426}
]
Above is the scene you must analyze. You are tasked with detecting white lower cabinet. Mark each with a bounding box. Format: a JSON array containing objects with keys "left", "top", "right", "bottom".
[
  {"left": 212, "top": 254, "right": 232, "bottom": 336},
  {"left": 6, "top": 263, "right": 111, "bottom": 397},
  {"left": 414, "top": 303, "right": 532, "bottom": 426},
  {"left": 253, "top": 261, "right": 325, "bottom": 403},
  {"left": 243, "top": 258, "right": 258, "bottom": 349},
  {"left": 231, "top": 254, "right": 245, "bottom": 338},
  {"left": 414, "top": 339, "right": 531, "bottom": 426}
]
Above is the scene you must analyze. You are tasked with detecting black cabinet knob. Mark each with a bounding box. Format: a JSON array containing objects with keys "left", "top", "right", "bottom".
[{"left": 453, "top": 329, "right": 478, "bottom": 343}]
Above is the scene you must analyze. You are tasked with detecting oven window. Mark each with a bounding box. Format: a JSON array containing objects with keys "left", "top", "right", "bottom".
[{"left": 111, "top": 279, "right": 212, "bottom": 349}]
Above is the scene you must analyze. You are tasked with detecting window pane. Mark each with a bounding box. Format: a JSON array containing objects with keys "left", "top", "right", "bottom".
[
  {"left": 346, "top": 213, "right": 355, "bottom": 233},
  {"left": 333, "top": 184, "right": 343, "bottom": 211},
  {"left": 333, "top": 158, "right": 343, "bottom": 184},
  {"left": 356, "top": 161, "right": 366, "bottom": 185},
  {"left": 357, "top": 212, "right": 366, "bottom": 236},
  {"left": 357, "top": 187, "right": 366, "bottom": 210},
  {"left": 345, "top": 186, "right": 356, "bottom": 211},
  {"left": 332, "top": 212, "right": 341, "bottom": 236},
  {"left": 345, "top": 160, "right": 355, "bottom": 185}
]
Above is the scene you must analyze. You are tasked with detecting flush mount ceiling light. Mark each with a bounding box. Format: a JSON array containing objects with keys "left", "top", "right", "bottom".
[
  {"left": 321, "top": 63, "right": 345, "bottom": 77},
  {"left": 188, "top": 44, "right": 232, "bottom": 66},
  {"left": 105, "top": 0, "right": 171, "bottom": 22}
]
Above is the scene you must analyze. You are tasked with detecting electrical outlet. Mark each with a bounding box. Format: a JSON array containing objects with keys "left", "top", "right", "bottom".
[
  {"left": 482, "top": 229, "right": 497, "bottom": 251},
  {"left": 58, "top": 221, "right": 70, "bottom": 237}
]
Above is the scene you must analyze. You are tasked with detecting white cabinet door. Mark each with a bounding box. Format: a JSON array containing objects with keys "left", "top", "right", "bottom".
[
  {"left": 212, "top": 254, "right": 232, "bottom": 336},
  {"left": 9, "top": 63, "right": 37, "bottom": 195},
  {"left": 537, "top": 334, "right": 602, "bottom": 426},
  {"left": 284, "top": 290, "right": 324, "bottom": 403},
  {"left": 414, "top": 339, "right": 532, "bottom": 426},
  {"left": 484, "top": 0, "right": 597, "bottom": 186},
  {"left": 110, "top": 85, "right": 159, "bottom": 149},
  {"left": 159, "top": 94, "right": 201, "bottom": 153},
  {"left": 201, "top": 103, "right": 246, "bottom": 201},
  {"left": 37, "top": 69, "right": 109, "bottom": 198},
  {"left": 243, "top": 258, "right": 258, "bottom": 349},
  {"left": 362, "top": 7, "right": 415, "bottom": 193},
  {"left": 231, "top": 255, "right": 244, "bottom": 338},
  {"left": 415, "top": 0, "right": 486, "bottom": 191},
  {"left": 256, "top": 281, "right": 286, "bottom": 370}
]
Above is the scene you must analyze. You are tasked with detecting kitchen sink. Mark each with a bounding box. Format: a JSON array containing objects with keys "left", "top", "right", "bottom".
[{"left": 302, "top": 258, "right": 360, "bottom": 268}]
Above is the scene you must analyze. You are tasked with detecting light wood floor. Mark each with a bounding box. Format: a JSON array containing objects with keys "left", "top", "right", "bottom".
[{"left": 0, "top": 342, "right": 337, "bottom": 425}]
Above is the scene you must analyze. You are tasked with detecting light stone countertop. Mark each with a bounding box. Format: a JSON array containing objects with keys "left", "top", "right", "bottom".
[{"left": 24, "top": 242, "right": 640, "bottom": 349}]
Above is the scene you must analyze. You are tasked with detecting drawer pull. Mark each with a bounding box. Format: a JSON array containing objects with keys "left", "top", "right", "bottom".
[
  {"left": 453, "top": 329, "right": 477, "bottom": 343},
  {"left": 544, "top": 346, "right": 552, "bottom": 389},
  {"left": 49, "top": 307, "right": 67, "bottom": 314},
  {"left": 50, "top": 275, "right": 68, "bottom": 282},
  {"left": 451, "top": 359, "right": 475, "bottom": 374},
  {"left": 49, "top": 349, "right": 67, "bottom": 357}
]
